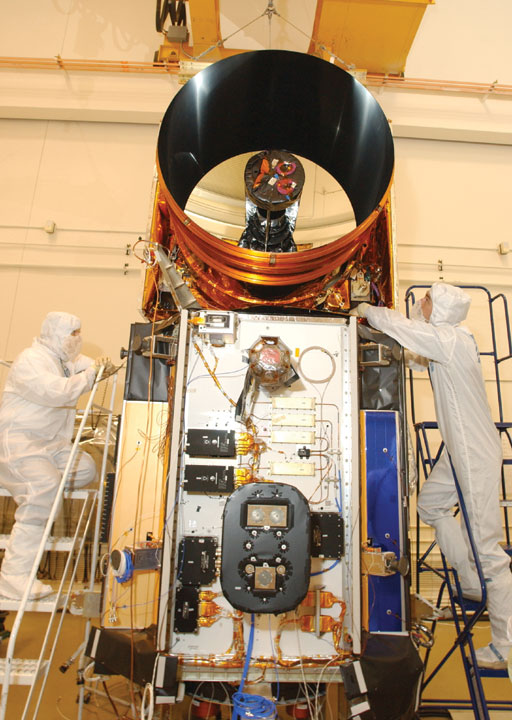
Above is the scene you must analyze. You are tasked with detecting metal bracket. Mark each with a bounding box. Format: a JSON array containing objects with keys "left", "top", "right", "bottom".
[
  {"left": 141, "top": 334, "right": 178, "bottom": 360},
  {"left": 362, "top": 548, "right": 408, "bottom": 576},
  {"left": 358, "top": 342, "right": 391, "bottom": 367}
]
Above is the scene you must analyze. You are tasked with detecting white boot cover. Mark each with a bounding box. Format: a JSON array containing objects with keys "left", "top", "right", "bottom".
[{"left": 0, "top": 522, "right": 52, "bottom": 599}]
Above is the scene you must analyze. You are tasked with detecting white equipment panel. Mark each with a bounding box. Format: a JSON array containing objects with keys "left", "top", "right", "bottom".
[{"left": 159, "top": 312, "right": 360, "bottom": 683}]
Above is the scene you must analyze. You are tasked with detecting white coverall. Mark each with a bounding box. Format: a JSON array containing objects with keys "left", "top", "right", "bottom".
[
  {"left": 362, "top": 283, "right": 512, "bottom": 659},
  {"left": 0, "top": 312, "right": 97, "bottom": 599}
]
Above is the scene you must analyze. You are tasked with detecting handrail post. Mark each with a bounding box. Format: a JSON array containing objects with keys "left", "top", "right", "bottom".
[{"left": 0, "top": 369, "right": 104, "bottom": 719}]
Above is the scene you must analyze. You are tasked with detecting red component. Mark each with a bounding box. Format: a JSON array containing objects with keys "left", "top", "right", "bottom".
[
  {"left": 276, "top": 178, "right": 295, "bottom": 195},
  {"left": 276, "top": 160, "right": 297, "bottom": 176},
  {"left": 259, "top": 346, "right": 282, "bottom": 365},
  {"left": 249, "top": 337, "right": 291, "bottom": 388},
  {"left": 286, "top": 702, "right": 310, "bottom": 719},
  {"left": 190, "top": 700, "right": 221, "bottom": 720}
]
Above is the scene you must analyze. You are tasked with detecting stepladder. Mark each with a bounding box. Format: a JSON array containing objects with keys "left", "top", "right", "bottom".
[
  {"left": 404, "top": 285, "right": 512, "bottom": 717},
  {"left": 0, "top": 367, "right": 117, "bottom": 720},
  {"left": 417, "top": 449, "right": 512, "bottom": 719}
]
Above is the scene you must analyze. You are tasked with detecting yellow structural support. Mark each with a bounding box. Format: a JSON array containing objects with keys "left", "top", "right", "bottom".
[{"left": 308, "top": 0, "right": 435, "bottom": 75}]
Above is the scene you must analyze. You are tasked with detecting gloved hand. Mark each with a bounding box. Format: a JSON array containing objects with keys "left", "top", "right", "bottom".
[
  {"left": 348, "top": 302, "right": 371, "bottom": 318},
  {"left": 94, "top": 357, "right": 116, "bottom": 379}
]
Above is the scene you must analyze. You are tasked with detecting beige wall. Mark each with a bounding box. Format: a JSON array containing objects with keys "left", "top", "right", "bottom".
[
  {"left": 394, "top": 136, "right": 512, "bottom": 422},
  {"left": 0, "top": 0, "right": 511, "bottom": 426},
  {"left": 0, "top": 118, "right": 159, "bottom": 405}
]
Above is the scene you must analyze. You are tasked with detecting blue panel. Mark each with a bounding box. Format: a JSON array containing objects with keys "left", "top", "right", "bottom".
[{"left": 364, "top": 410, "right": 404, "bottom": 632}]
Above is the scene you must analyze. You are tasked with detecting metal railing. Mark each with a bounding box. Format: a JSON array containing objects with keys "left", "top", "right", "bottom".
[{"left": 0, "top": 367, "right": 117, "bottom": 720}]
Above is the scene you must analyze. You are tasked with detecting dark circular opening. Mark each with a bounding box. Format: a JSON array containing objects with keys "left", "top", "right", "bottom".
[{"left": 157, "top": 50, "right": 393, "bottom": 227}]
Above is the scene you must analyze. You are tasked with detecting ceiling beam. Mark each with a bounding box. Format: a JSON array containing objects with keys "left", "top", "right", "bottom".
[{"left": 308, "top": 0, "right": 434, "bottom": 74}]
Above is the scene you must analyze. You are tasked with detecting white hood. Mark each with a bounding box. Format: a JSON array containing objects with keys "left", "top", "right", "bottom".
[
  {"left": 39, "top": 311, "right": 81, "bottom": 361},
  {"left": 430, "top": 283, "right": 471, "bottom": 327}
]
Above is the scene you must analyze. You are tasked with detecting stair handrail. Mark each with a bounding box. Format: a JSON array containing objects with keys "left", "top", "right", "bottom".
[
  {"left": 23, "top": 488, "right": 96, "bottom": 719},
  {"left": 0, "top": 367, "right": 105, "bottom": 718}
]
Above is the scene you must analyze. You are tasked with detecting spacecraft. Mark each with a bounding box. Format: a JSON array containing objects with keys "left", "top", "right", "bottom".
[
  {"left": 87, "top": 51, "right": 423, "bottom": 720},
  {"left": 237, "top": 149, "right": 304, "bottom": 254},
  {"left": 144, "top": 49, "right": 395, "bottom": 315}
]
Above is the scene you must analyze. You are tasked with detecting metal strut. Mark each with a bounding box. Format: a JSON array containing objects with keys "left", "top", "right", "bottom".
[{"left": 405, "top": 285, "right": 512, "bottom": 718}]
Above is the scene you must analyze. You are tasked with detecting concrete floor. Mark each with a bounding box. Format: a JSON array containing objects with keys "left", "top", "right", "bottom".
[
  {"left": 0, "top": 608, "right": 510, "bottom": 719},
  {"left": 0, "top": 608, "right": 112, "bottom": 719}
]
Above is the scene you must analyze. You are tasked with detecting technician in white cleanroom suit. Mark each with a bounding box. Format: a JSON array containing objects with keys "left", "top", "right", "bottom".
[
  {"left": 353, "top": 283, "right": 512, "bottom": 670},
  {"left": 0, "top": 312, "right": 114, "bottom": 600}
]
